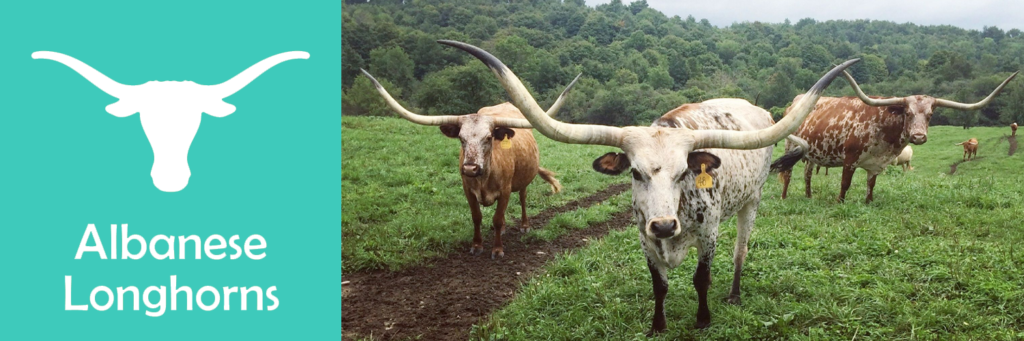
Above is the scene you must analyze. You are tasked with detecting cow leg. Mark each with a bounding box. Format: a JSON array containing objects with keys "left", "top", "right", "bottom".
[
  {"left": 804, "top": 161, "right": 814, "bottom": 198},
  {"left": 466, "top": 191, "right": 484, "bottom": 255},
  {"left": 825, "top": 168, "right": 829, "bottom": 175},
  {"left": 865, "top": 171, "right": 879, "bottom": 204},
  {"left": 645, "top": 256, "right": 669, "bottom": 336},
  {"left": 517, "top": 187, "right": 530, "bottom": 233},
  {"left": 838, "top": 166, "right": 856, "bottom": 203},
  {"left": 693, "top": 240, "right": 717, "bottom": 329},
  {"left": 491, "top": 192, "right": 511, "bottom": 259},
  {"left": 728, "top": 200, "right": 757, "bottom": 305},
  {"left": 815, "top": 165, "right": 820, "bottom": 174},
  {"left": 780, "top": 170, "right": 791, "bottom": 199}
]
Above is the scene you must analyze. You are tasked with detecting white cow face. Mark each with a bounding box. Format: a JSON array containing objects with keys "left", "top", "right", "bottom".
[
  {"left": 33, "top": 51, "right": 309, "bottom": 191},
  {"left": 591, "top": 128, "right": 721, "bottom": 239}
]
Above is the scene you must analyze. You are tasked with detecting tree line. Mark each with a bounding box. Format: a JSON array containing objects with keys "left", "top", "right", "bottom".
[{"left": 343, "top": 0, "right": 1024, "bottom": 127}]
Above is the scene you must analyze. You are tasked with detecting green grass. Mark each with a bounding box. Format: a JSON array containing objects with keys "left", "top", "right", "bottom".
[
  {"left": 473, "top": 126, "right": 1024, "bottom": 340},
  {"left": 342, "top": 116, "right": 627, "bottom": 272}
]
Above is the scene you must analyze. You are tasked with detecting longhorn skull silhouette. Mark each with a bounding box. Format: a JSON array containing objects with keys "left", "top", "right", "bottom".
[{"left": 33, "top": 51, "right": 309, "bottom": 192}]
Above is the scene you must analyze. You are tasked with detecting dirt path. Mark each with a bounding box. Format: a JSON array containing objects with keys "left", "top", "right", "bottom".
[
  {"left": 342, "top": 183, "right": 632, "bottom": 341},
  {"left": 1009, "top": 136, "right": 1017, "bottom": 156},
  {"left": 948, "top": 157, "right": 985, "bottom": 174}
]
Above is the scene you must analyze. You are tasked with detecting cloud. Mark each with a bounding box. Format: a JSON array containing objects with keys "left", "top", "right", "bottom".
[{"left": 586, "top": 0, "right": 1024, "bottom": 31}]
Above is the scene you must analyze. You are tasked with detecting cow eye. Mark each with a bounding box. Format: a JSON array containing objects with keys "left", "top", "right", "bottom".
[{"left": 631, "top": 169, "right": 643, "bottom": 181}]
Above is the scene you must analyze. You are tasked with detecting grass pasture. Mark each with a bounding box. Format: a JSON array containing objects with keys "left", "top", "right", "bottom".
[
  {"left": 342, "top": 116, "right": 627, "bottom": 272},
  {"left": 471, "top": 126, "right": 1024, "bottom": 340},
  {"left": 342, "top": 118, "right": 1023, "bottom": 340}
]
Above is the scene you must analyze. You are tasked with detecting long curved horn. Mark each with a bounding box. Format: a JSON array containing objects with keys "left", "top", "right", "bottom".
[
  {"left": 935, "top": 72, "right": 1019, "bottom": 110},
  {"left": 841, "top": 70, "right": 906, "bottom": 106},
  {"left": 32, "top": 51, "right": 134, "bottom": 98},
  {"left": 693, "top": 59, "right": 860, "bottom": 150},
  {"left": 360, "top": 69, "right": 464, "bottom": 126},
  {"left": 439, "top": 40, "right": 624, "bottom": 147},
  {"left": 209, "top": 51, "right": 309, "bottom": 99},
  {"left": 544, "top": 73, "right": 582, "bottom": 119}
]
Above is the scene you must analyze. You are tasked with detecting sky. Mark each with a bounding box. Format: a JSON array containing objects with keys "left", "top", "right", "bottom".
[{"left": 584, "top": 0, "right": 1024, "bottom": 32}]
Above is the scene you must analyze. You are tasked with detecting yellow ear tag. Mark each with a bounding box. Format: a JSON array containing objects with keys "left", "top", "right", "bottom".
[
  {"left": 500, "top": 136, "right": 512, "bottom": 150},
  {"left": 695, "top": 163, "right": 713, "bottom": 189}
]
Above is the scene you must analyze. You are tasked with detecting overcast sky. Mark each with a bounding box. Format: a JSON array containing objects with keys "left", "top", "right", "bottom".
[{"left": 584, "top": 0, "right": 1024, "bottom": 32}]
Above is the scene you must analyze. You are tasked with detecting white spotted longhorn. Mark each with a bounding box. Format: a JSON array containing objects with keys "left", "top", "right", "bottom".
[{"left": 440, "top": 39, "right": 857, "bottom": 333}]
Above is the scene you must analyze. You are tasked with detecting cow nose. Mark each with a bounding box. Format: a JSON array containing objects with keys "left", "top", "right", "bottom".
[
  {"left": 648, "top": 218, "right": 678, "bottom": 239},
  {"left": 910, "top": 134, "right": 927, "bottom": 145},
  {"left": 461, "top": 164, "right": 482, "bottom": 177}
]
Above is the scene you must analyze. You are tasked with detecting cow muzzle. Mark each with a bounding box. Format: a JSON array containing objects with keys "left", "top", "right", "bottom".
[
  {"left": 910, "top": 133, "right": 927, "bottom": 145},
  {"left": 647, "top": 217, "right": 679, "bottom": 239},
  {"left": 151, "top": 161, "right": 191, "bottom": 192},
  {"left": 461, "top": 163, "right": 483, "bottom": 177}
]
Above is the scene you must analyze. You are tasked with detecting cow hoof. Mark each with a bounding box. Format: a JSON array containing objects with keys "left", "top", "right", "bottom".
[
  {"left": 491, "top": 249, "right": 504, "bottom": 259},
  {"left": 694, "top": 318, "right": 711, "bottom": 329},
  {"left": 517, "top": 226, "right": 531, "bottom": 233},
  {"left": 470, "top": 245, "right": 484, "bottom": 255},
  {"left": 727, "top": 295, "right": 741, "bottom": 305},
  {"left": 645, "top": 328, "right": 665, "bottom": 337}
]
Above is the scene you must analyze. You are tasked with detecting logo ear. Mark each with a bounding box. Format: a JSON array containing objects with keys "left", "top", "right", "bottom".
[
  {"left": 204, "top": 100, "right": 237, "bottom": 117},
  {"left": 592, "top": 152, "right": 630, "bottom": 175},
  {"left": 686, "top": 152, "right": 721, "bottom": 172},
  {"left": 440, "top": 124, "right": 461, "bottom": 138},
  {"left": 493, "top": 127, "right": 515, "bottom": 140},
  {"left": 105, "top": 100, "right": 139, "bottom": 117}
]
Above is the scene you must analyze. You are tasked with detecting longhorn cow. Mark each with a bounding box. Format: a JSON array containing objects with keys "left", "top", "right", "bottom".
[
  {"left": 359, "top": 69, "right": 564, "bottom": 259},
  {"left": 773, "top": 70, "right": 1017, "bottom": 203},
  {"left": 33, "top": 51, "right": 309, "bottom": 192},
  {"left": 441, "top": 39, "right": 858, "bottom": 333},
  {"left": 1012, "top": 122, "right": 1018, "bottom": 136}
]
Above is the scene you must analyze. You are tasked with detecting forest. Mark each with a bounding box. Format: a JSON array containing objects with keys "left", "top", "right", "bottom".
[{"left": 342, "top": 0, "right": 1024, "bottom": 127}]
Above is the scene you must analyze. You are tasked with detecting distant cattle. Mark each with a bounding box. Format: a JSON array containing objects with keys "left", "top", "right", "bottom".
[
  {"left": 442, "top": 39, "right": 860, "bottom": 333},
  {"left": 773, "top": 70, "right": 1017, "bottom": 203},
  {"left": 1012, "top": 122, "right": 1018, "bottom": 136},
  {"left": 956, "top": 138, "right": 979, "bottom": 161},
  {"left": 891, "top": 146, "right": 914, "bottom": 171},
  {"left": 361, "top": 69, "right": 564, "bottom": 259}
]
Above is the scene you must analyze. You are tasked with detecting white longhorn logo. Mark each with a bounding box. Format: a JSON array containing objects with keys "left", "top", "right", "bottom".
[{"left": 33, "top": 51, "right": 309, "bottom": 192}]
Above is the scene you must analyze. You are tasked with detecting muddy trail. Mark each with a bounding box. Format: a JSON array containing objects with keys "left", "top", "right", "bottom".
[
  {"left": 948, "top": 157, "right": 985, "bottom": 175},
  {"left": 993, "top": 135, "right": 1018, "bottom": 156},
  {"left": 342, "top": 183, "right": 632, "bottom": 341}
]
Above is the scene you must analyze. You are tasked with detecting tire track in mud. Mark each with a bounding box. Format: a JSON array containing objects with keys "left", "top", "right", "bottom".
[{"left": 342, "top": 183, "right": 632, "bottom": 341}]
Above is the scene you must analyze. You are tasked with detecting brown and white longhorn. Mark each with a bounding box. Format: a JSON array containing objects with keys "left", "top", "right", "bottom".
[
  {"left": 440, "top": 39, "right": 858, "bottom": 333},
  {"left": 773, "top": 70, "right": 1017, "bottom": 203},
  {"left": 360, "top": 69, "right": 566, "bottom": 259}
]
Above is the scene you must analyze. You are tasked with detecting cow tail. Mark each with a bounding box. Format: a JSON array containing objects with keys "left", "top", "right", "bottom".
[
  {"left": 538, "top": 167, "right": 563, "bottom": 194},
  {"left": 770, "top": 135, "right": 809, "bottom": 174}
]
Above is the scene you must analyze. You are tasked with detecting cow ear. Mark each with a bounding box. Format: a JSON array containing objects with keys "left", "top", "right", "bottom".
[
  {"left": 439, "top": 124, "right": 460, "bottom": 138},
  {"left": 687, "top": 152, "right": 721, "bottom": 173},
  {"left": 592, "top": 152, "right": 630, "bottom": 175},
  {"left": 493, "top": 127, "right": 515, "bottom": 140}
]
